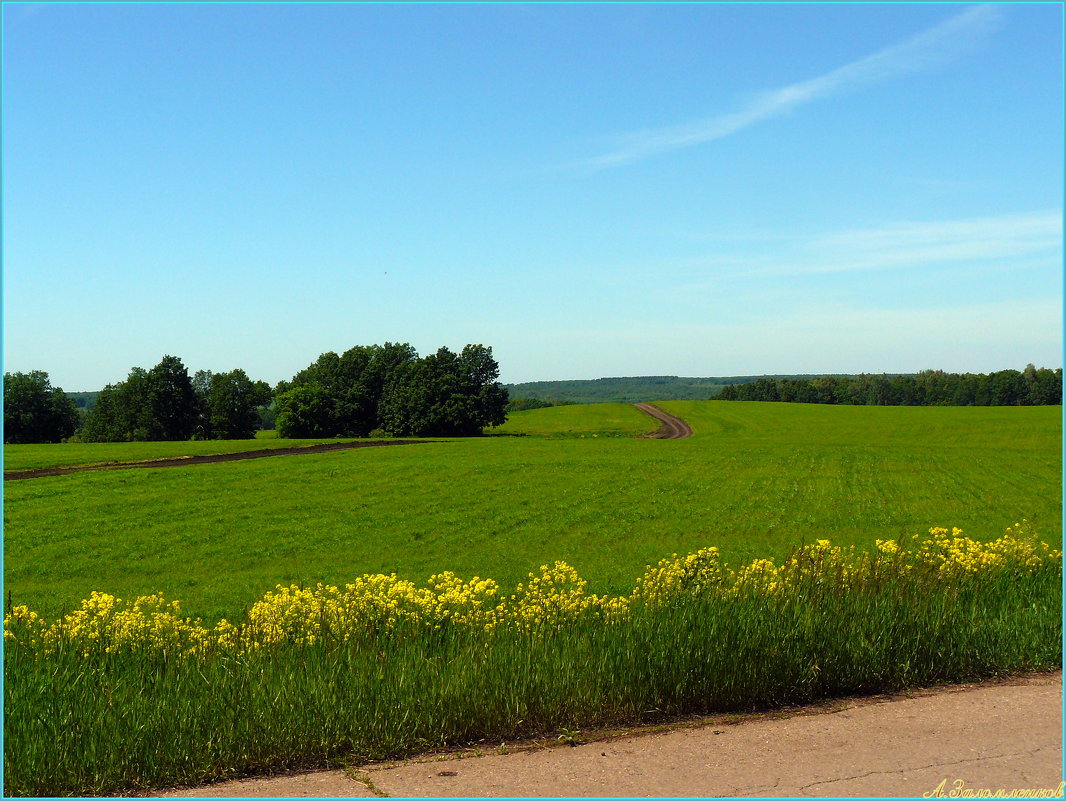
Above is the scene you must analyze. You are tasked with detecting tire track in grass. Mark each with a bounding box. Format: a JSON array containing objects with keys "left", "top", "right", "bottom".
[{"left": 4, "top": 439, "right": 440, "bottom": 481}]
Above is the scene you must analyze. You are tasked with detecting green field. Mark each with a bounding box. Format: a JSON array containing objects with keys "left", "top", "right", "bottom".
[
  {"left": 4, "top": 401, "right": 1061, "bottom": 622},
  {"left": 490, "top": 401, "right": 659, "bottom": 437},
  {"left": 2, "top": 434, "right": 370, "bottom": 472}
]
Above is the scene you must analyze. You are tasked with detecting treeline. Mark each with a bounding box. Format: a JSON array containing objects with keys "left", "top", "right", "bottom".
[
  {"left": 715, "top": 366, "right": 1062, "bottom": 406},
  {"left": 80, "top": 357, "right": 272, "bottom": 442},
  {"left": 504, "top": 374, "right": 850, "bottom": 404},
  {"left": 505, "top": 397, "right": 574, "bottom": 412},
  {"left": 3, "top": 372, "right": 82, "bottom": 444},
  {"left": 273, "top": 343, "right": 507, "bottom": 438},
  {"left": 4, "top": 343, "right": 509, "bottom": 444}
]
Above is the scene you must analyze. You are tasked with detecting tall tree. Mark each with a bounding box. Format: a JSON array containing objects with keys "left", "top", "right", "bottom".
[
  {"left": 275, "top": 383, "right": 335, "bottom": 438},
  {"left": 380, "top": 344, "right": 508, "bottom": 436},
  {"left": 146, "top": 355, "right": 199, "bottom": 440},
  {"left": 277, "top": 342, "right": 419, "bottom": 437},
  {"left": 1029, "top": 367, "right": 1063, "bottom": 405},
  {"left": 3, "top": 371, "right": 80, "bottom": 444},
  {"left": 206, "top": 370, "right": 272, "bottom": 439},
  {"left": 458, "top": 344, "right": 509, "bottom": 429},
  {"left": 80, "top": 368, "right": 153, "bottom": 442},
  {"left": 191, "top": 370, "right": 214, "bottom": 438},
  {"left": 81, "top": 356, "right": 199, "bottom": 442}
]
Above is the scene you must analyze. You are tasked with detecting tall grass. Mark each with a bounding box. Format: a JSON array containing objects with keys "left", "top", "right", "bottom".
[{"left": 5, "top": 543, "right": 1060, "bottom": 797}]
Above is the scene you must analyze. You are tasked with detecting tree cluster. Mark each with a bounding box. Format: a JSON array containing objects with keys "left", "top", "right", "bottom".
[
  {"left": 505, "top": 397, "right": 575, "bottom": 412},
  {"left": 714, "top": 366, "right": 1063, "bottom": 406},
  {"left": 3, "top": 372, "right": 81, "bottom": 444},
  {"left": 79, "top": 356, "right": 271, "bottom": 442},
  {"left": 275, "top": 343, "right": 509, "bottom": 438}
]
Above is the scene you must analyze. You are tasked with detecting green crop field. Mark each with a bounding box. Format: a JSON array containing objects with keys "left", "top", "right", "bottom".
[
  {"left": 4, "top": 401, "right": 1060, "bottom": 623},
  {"left": 490, "top": 401, "right": 659, "bottom": 437},
  {"left": 2, "top": 435, "right": 369, "bottom": 472},
  {"left": 5, "top": 399, "right": 1062, "bottom": 797}
]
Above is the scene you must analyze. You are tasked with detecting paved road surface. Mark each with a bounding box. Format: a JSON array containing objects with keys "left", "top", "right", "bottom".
[{"left": 162, "top": 672, "right": 1062, "bottom": 798}]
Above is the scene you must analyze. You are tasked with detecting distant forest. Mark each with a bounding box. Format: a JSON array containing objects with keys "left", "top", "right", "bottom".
[
  {"left": 715, "top": 366, "right": 1062, "bottom": 406},
  {"left": 60, "top": 365, "right": 1066, "bottom": 417},
  {"left": 503, "top": 374, "right": 893, "bottom": 405}
]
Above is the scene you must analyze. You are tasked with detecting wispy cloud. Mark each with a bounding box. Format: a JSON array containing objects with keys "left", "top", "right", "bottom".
[
  {"left": 785, "top": 210, "right": 1062, "bottom": 275},
  {"left": 678, "top": 210, "right": 1062, "bottom": 280},
  {"left": 588, "top": 5, "right": 1003, "bottom": 169}
]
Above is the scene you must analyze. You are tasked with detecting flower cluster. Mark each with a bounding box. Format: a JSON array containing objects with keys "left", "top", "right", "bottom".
[
  {"left": 6, "top": 525, "right": 1058, "bottom": 659},
  {"left": 730, "top": 524, "right": 1061, "bottom": 597},
  {"left": 509, "top": 561, "right": 630, "bottom": 630},
  {"left": 904, "top": 521, "right": 1061, "bottom": 576},
  {"left": 632, "top": 547, "right": 723, "bottom": 604},
  {"left": 4, "top": 591, "right": 221, "bottom": 656}
]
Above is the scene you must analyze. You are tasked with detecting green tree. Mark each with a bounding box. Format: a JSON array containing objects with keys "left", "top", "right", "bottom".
[
  {"left": 1029, "top": 367, "right": 1063, "bottom": 405},
  {"left": 191, "top": 370, "right": 214, "bottom": 438},
  {"left": 80, "top": 383, "right": 126, "bottom": 442},
  {"left": 205, "top": 370, "right": 272, "bottom": 439},
  {"left": 275, "top": 384, "right": 335, "bottom": 438},
  {"left": 146, "top": 355, "right": 199, "bottom": 440},
  {"left": 81, "top": 368, "right": 154, "bottom": 442},
  {"left": 507, "top": 397, "right": 555, "bottom": 412},
  {"left": 280, "top": 342, "right": 419, "bottom": 437},
  {"left": 81, "top": 356, "right": 199, "bottom": 442},
  {"left": 3, "top": 371, "right": 80, "bottom": 444},
  {"left": 380, "top": 345, "right": 508, "bottom": 436},
  {"left": 986, "top": 369, "right": 1026, "bottom": 406},
  {"left": 359, "top": 342, "right": 419, "bottom": 432},
  {"left": 459, "top": 344, "right": 509, "bottom": 429}
]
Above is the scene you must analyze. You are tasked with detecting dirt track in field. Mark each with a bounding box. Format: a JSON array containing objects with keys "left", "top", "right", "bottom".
[
  {"left": 161, "top": 671, "right": 1062, "bottom": 798},
  {"left": 3, "top": 439, "right": 439, "bottom": 481},
  {"left": 9, "top": 407, "right": 695, "bottom": 481},
  {"left": 634, "top": 402, "right": 694, "bottom": 439}
]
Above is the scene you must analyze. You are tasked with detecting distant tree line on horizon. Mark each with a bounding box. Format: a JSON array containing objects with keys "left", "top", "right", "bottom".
[
  {"left": 503, "top": 374, "right": 860, "bottom": 405},
  {"left": 4, "top": 343, "right": 509, "bottom": 444},
  {"left": 714, "top": 366, "right": 1062, "bottom": 406},
  {"left": 505, "top": 397, "right": 575, "bottom": 412}
]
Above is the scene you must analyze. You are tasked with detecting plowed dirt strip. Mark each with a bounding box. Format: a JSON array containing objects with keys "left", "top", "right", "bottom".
[
  {"left": 4, "top": 439, "right": 439, "bottom": 481},
  {"left": 633, "top": 402, "right": 694, "bottom": 438},
  {"left": 160, "top": 672, "right": 1062, "bottom": 799}
]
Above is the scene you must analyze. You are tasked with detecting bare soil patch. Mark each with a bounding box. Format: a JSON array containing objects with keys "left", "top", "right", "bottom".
[
  {"left": 633, "top": 402, "right": 694, "bottom": 439},
  {"left": 4, "top": 439, "right": 440, "bottom": 481}
]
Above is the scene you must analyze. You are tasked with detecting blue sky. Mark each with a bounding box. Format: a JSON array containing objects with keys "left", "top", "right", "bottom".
[{"left": 3, "top": 2, "right": 1062, "bottom": 390}]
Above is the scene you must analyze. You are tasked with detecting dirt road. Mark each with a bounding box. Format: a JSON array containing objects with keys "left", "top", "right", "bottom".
[
  {"left": 9, "top": 406, "right": 693, "bottom": 481},
  {"left": 3, "top": 439, "right": 437, "bottom": 481},
  {"left": 634, "top": 402, "right": 694, "bottom": 439},
  {"left": 162, "top": 672, "right": 1062, "bottom": 798}
]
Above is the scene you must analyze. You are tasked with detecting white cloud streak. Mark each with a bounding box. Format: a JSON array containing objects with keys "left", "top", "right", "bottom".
[
  {"left": 589, "top": 5, "right": 1004, "bottom": 168},
  {"left": 679, "top": 210, "right": 1062, "bottom": 280},
  {"left": 786, "top": 210, "right": 1062, "bottom": 275}
]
